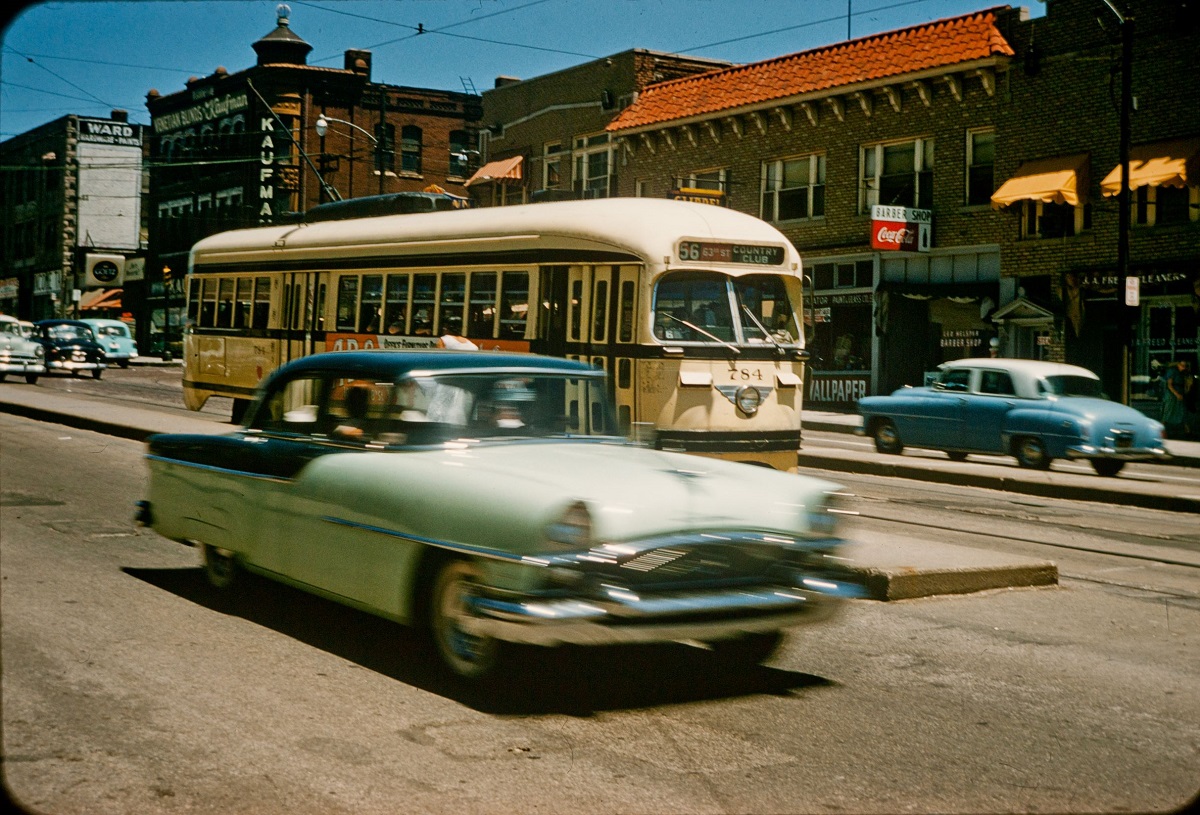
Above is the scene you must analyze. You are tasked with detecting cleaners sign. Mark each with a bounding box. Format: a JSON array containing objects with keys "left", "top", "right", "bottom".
[{"left": 870, "top": 205, "right": 932, "bottom": 252}]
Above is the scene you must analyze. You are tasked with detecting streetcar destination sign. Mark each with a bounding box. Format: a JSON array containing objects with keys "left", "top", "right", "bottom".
[{"left": 678, "top": 240, "right": 785, "bottom": 265}]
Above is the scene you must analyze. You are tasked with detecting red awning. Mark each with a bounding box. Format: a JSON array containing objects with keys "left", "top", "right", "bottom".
[{"left": 464, "top": 156, "right": 523, "bottom": 187}]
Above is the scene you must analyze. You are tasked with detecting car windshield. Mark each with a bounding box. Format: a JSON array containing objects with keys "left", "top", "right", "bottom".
[
  {"left": 1040, "top": 375, "right": 1104, "bottom": 398},
  {"left": 653, "top": 271, "right": 800, "bottom": 346},
  {"left": 1, "top": 321, "right": 18, "bottom": 336},
  {"left": 47, "top": 325, "right": 92, "bottom": 341}
]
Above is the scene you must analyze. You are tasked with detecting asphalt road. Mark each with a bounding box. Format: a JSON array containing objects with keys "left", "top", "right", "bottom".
[{"left": 2, "top": 409, "right": 1197, "bottom": 814}]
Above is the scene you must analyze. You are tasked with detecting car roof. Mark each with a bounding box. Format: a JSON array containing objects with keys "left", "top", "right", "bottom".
[
  {"left": 268, "top": 350, "right": 603, "bottom": 383},
  {"left": 78, "top": 317, "right": 126, "bottom": 325},
  {"left": 940, "top": 357, "right": 1099, "bottom": 380},
  {"left": 35, "top": 319, "right": 93, "bottom": 328}
]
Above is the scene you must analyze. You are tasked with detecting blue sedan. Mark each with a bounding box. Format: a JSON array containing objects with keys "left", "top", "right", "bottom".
[{"left": 858, "top": 358, "right": 1169, "bottom": 477}]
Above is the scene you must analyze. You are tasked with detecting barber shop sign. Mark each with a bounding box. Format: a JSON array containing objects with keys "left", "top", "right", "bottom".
[{"left": 870, "top": 205, "right": 932, "bottom": 252}]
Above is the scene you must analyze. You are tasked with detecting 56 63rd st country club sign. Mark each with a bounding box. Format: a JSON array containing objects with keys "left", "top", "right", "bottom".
[{"left": 870, "top": 205, "right": 932, "bottom": 252}]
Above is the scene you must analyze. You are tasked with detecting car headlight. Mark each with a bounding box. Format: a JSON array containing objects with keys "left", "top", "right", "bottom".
[
  {"left": 545, "top": 500, "right": 593, "bottom": 549},
  {"left": 34, "top": 345, "right": 45, "bottom": 359},
  {"left": 735, "top": 386, "right": 762, "bottom": 415}
]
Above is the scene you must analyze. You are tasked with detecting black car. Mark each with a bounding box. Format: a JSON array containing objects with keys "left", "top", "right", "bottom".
[{"left": 33, "top": 319, "right": 107, "bottom": 379}]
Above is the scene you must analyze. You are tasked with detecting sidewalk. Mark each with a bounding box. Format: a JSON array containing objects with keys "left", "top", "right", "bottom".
[{"left": 7, "top": 385, "right": 1196, "bottom": 602}]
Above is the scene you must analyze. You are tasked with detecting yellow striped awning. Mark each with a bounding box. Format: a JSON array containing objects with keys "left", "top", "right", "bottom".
[{"left": 464, "top": 156, "right": 523, "bottom": 187}]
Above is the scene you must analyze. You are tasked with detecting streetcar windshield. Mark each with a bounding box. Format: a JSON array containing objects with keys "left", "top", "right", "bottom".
[{"left": 653, "top": 271, "right": 799, "bottom": 346}]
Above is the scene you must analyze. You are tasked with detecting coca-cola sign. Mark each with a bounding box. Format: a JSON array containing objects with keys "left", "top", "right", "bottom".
[{"left": 870, "top": 205, "right": 932, "bottom": 252}]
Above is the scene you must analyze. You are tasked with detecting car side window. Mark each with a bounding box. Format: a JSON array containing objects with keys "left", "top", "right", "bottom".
[
  {"left": 937, "top": 369, "right": 971, "bottom": 392},
  {"left": 980, "top": 371, "right": 1016, "bottom": 395},
  {"left": 250, "top": 376, "right": 328, "bottom": 434}
]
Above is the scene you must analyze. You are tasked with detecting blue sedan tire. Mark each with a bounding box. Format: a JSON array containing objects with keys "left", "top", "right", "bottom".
[
  {"left": 872, "top": 420, "right": 904, "bottom": 455},
  {"left": 1014, "top": 436, "right": 1052, "bottom": 470},
  {"left": 430, "top": 558, "right": 501, "bottom": 680},
  {"left": 1092, "top": 459, "right": 1125, "bottom": 477}
]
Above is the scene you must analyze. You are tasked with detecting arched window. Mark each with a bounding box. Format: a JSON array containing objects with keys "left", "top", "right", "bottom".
[{"left": 401, "top": 125, "right": 422, "bottom": 174}]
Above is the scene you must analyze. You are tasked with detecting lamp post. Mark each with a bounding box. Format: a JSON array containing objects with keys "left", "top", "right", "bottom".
[
  {"left": 1099, "top": 0, "right": 1134, "bottom": 403},
  {"left": 315, "top": 115, "right": 385, "bottom": 195}
]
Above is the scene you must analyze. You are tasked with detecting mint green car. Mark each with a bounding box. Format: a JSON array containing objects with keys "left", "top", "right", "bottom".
[{"left": 139, "top": 350, "right": 863, "bottom": 680}]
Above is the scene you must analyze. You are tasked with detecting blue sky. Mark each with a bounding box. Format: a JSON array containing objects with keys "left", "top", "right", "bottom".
[{"left": 0, "top": 0, "right": 1045, "bottom": 140}]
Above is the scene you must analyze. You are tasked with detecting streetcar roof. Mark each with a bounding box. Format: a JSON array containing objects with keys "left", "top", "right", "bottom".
[{"left": 188, "top": 198, "right": 801, "bottom": 274}]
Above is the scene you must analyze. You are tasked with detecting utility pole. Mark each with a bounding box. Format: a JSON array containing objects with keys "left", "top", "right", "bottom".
[{"left": 1100, "top": 0, "right": 1135, "bottom": 404}]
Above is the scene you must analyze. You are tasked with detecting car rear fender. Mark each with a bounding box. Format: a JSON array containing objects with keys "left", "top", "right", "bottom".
[{"left": 1002, "top": 405, "right": 1074, "bottom": 455}]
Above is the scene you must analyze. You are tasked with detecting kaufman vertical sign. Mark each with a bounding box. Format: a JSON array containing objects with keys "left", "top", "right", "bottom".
[{"left": 870, "top": 205, "right": 932, "bottom": 252}]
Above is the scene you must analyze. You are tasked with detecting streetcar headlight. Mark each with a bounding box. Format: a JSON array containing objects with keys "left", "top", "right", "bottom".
[
  {"left": 735, "top": 386, "right": 762, "bottom": 416},
  {"left": 545, "top": 500, "right": 593, "bottom": 549}
]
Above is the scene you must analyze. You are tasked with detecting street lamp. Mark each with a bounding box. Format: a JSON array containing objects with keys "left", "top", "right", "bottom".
[{"left": 315, "top": 115, "right": 386, "bottom": 194}]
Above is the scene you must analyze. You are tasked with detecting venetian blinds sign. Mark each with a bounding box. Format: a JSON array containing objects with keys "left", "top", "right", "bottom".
[
  {"left": 870, "top": 205, "right": 932, "bottom": 253},
  {"left": 678, "top": 241, "right": 786, "bottom": 266}
]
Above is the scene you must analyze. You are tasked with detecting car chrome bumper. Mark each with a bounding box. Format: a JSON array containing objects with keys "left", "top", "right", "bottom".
[
  {"left": 0, "top": 360, "right": 46, "bottom": 374},
  {"left": 1065, "top": 444, "right": 1171, "bottom": 462},
  {"left": 47, "top": 360, "right": 104, "bottom": 371},
  {"left": 461, "top": 575, "right": 867, "bottom": 647}
]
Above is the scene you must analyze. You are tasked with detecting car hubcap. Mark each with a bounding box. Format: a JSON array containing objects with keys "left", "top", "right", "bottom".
[{"left": 434, "top": 562, "right": 496, "bottom": 677}]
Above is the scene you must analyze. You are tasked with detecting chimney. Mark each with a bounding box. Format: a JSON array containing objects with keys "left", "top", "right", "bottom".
[
  {"left": 494, "top": 76, "right": 521, "bottom": 88},
  {"left": 111, "top": 109, "right": 129, "bottom": 122},
  {"left": 345, "top": 49, "right": 372, "bottom": 79}
]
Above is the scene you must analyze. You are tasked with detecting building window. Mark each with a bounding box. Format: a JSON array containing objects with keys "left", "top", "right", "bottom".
[
  {"left": 966, "top": 129, "right": 995, "bottom": 206},
  {"left": 1021, "top": 200, "right": 1088, "bottom": 238},
  {"left": 861, "top": 138, "right": 933, "bottom": 213},
  {"left": 573, "top": 133, "right": 610, "bottom": 199},
  {"left": 762, "top": 155, "right": 825, "bottom": 221},
  {"left": 1134, "top": 185, "right": 1197, "bottom": 226},
  {"left": 400, "top": 125, "right": 422, "bottom": 175},
  {"left": 448, "top": 130, "right": 470, "bottom": 178},
  {"left": 543, "top": 142, "right": 564, "bottom": 191},
  {"left": 677, "top": 169, "right": 727, "bottom": 192}
]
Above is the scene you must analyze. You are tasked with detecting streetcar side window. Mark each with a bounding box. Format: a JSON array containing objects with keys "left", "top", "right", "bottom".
[
  {"left": 336, "top": 276, "right": 359, "bottom": 332},
  {"left": 217, "top": 279, "right": 235, "bottom": 328},
  {"left": 412, "top": 274, "right": 436, "bottom": 335},
  {"left": 467, "top": 272, "right": 497, "bottom": 338},
  {"left": 188, "top": 278, "right": 201, "bottom": 326},
  {"left": 360, "top": 275, "right": 383, "bottom": 334},
  {"left": 500, "top": 272, "right": 529, "bottom": 339},
  {"left": 199, "top": 278, "right": 217, "bottom": 327},
  {"left": 254, "top": 277, "right": 271, "bottom": 328},
  {"left": 385, "top": 274, "right": 409, "bottom": 334},
  {"left": 438, "top": 273, "right": 466, "bottom": 336},
  {"left": 234, "top": 278, "right": 253, "bottom": 328}
]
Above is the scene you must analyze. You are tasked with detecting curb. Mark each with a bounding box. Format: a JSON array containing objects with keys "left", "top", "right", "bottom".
[{"left": 856, "top": 561, "right": 1059, "bottom": 602}]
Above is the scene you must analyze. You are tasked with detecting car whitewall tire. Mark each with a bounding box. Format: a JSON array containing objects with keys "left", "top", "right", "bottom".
[{"left": 430, "top": 559, "right": 500, "bottom": 680}]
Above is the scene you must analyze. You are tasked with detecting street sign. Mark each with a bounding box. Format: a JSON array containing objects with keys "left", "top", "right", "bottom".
[{"left": 1124, "top": 276, "right": 1139, "bottom": 306}]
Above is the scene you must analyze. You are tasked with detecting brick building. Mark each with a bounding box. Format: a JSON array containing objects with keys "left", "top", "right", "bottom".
[
  {"left": 467, "top": 50, "right": 730, "bottom": 205},
  {"left": 142, "top": 7, "right": 481, "bottom": 354},
  {"left": 601, "top": 0, "right": 1198, "bottom": 412},
  {"left": 0, "top": 111, "right": 146, "bottom": 323}
]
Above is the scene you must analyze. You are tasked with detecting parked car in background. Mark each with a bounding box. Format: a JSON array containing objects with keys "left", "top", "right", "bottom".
[
  {"left": 858, "top": 358, "right": 1169, "bottom": 477},
  {"left": 0, "top": 314, "right": 46, "bottom": 384},
  {"left": 138, "top": 350, "right": 864, "bottom": 681},
  {"left": 32, "top": 319, "right": 107, "bottom": 379},
  {"left": 80, "top": 318, "right": 137, "bottom": 367}
]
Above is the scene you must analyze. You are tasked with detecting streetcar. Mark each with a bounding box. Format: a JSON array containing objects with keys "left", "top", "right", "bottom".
[{"left": 183, "top": 197, "right": 810, "bottom": 469}]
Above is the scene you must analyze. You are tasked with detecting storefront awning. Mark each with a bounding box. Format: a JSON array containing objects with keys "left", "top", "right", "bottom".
[
  {"left": 79, "top": 288, "right": 123, "bottom": 310},
  {"left": 1100, "top": 138, "right": 1200, "bottom": 196},
  {"left": 991, "top": 154, "right": 1089, "bottom": 209},
  {"left": 464, "top": 156, "right": 523, "bottom": 187}
]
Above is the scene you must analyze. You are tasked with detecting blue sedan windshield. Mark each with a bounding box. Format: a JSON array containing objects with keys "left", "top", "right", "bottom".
[{"left": 1040, "top": 375, "right": 1104, "bottom": 398}]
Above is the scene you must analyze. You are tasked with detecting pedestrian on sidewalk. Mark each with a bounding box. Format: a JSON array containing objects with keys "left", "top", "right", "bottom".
[{"left": 1161, "top": 358, "right": 1195, "bottom": 439}]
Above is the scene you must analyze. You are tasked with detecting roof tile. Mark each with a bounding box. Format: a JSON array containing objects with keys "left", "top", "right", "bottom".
[{"left": 608, "top": 7, "right": 1014, "bottom": 132}]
